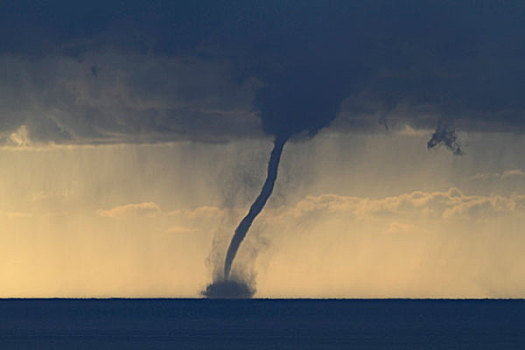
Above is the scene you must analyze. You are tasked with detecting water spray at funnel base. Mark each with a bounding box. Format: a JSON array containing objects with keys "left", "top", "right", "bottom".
[{"left": 203, "top": 135, "right": 287, "bottom": 298}]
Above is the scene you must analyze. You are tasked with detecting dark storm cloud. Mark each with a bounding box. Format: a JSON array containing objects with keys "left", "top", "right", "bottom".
[
  {"left": 0, "top": 54, "right": 260, "bottom": 144},
  {"left": 1, "top": 0, "right": 524, "bottom": 145}
]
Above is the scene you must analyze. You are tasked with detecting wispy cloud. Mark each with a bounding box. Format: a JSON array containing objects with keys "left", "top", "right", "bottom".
[
  {"left": 501, "top": 169, "right": 525, "bottom": 179},
  {"left": 470, "top": 169, "right": 525, "bottom": 181},
  {"left": 96, "top": 202, "right": 161, "bottom": 218},
  {"left": 384, "top": 221, "right": 423, "bottom": 234},
  {"left": 168, "top": 206, "right": 227, "bottom": 221},
  {"left": 274, "top": 188, "right": 525, "bottom": 221},
  {"left": 31, "top": 190, "right": 70, "bottom": 202},
  {"left": 165, "top": 226, "right": 195, "bottom": 234}
]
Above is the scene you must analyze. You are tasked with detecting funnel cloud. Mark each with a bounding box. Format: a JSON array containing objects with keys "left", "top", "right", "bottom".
[{"left": 223, "top": 135, "right": 287, "bottom": 280}]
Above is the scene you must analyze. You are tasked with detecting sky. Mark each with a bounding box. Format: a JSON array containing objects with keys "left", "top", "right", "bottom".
[{"left": 1, "top": 0, "right": 524, "bottom": 297}]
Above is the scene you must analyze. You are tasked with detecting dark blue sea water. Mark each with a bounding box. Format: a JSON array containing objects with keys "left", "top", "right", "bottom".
[{"left": 0, "top": 299, "right": 523, "bottom": 349}]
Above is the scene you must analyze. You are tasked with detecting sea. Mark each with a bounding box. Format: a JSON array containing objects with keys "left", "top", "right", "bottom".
[{"left": 0, "top": 299, "right": 523, "bottom": 349}]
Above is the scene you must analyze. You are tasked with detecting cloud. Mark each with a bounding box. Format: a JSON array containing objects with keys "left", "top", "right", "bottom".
[
  {"left": 31, "top": 190, "right": 70, "bottom": 202},
  {"left": 441, "top": 194, "right": 525, "bottom": 219},
  {"left": 275, "top": 188, "right": 525, "bottom": 221},
  {"left": 167, "top": 205, "right": 232, "bottom": 223},
  {"left": 470, "top": 169, "right": 525, "bottom": 181},
  {"left": 501, "top": 169, "right": 525, "bottom": 179},
  {"left": 96, "top": 202, "right": 161, "bottom": 218},
  {"left": 7, "top": 125, "right": 32, "bottom": 147},
  {"left": 91, "top": 185, "right": 525, "bottom": 227},
  {"left": 96, "top": 200, "right": 234, "bottom": 223},
  {"left": 94, "top": 201, "right": 238, "bottom": 233},
  {"left": 394, "top": 124, "right": 431, "bottom": 137},
  {"left": 384, "top": 221, "right": 423, "bottom": 234},
  {"left": 1, "top": 2, "right": 525, "bottom": 146},
  {"left": 0, "top": 53, "right": 260, "bottom": 146},
  {"left": 165, "top": 226, "right": 195, "bottom": 234}
]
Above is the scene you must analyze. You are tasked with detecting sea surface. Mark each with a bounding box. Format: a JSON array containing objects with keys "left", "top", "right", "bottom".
[{"left": 0, "top": 299, "right": 523, "bottom": 349}]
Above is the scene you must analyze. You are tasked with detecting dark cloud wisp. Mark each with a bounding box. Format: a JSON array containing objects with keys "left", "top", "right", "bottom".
[{"left": 427, "top": 123, "right": 463, "bottom": 156}]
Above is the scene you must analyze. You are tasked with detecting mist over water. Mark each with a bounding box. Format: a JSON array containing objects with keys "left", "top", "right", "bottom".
[{"left": 202, "top": 278, "right": 255, "bottom": 299}]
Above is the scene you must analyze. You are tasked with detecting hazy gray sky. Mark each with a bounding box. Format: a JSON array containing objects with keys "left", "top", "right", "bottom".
[{"left": 1, "top": 131, "right": 524, "bottom": 297}]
